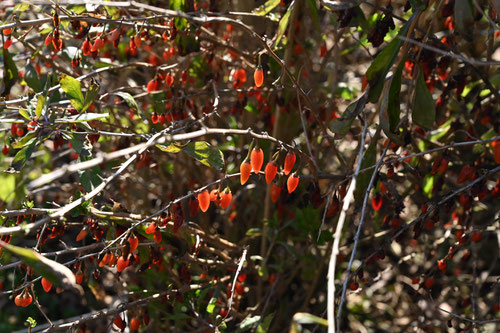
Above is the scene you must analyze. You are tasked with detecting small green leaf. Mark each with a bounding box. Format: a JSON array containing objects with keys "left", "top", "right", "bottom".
[
  {"left": 292, "top": 312, "right": 328, "bottom": 326},
  {"left": 156, "top": 143, "right": 183, "bottom": 153},
  {"left": 6, "top": 138, "right": 37, "bottom": 173},
  {"left": 81, "top": 80, "right": 100, "bottom": 113},
  {"left": 412, "top": 66, "right": 435, "bottom": 129},
  {"left": 182, "top": 141, "right": 225, "bottom": 170},
  {"left": 330, "top": 93, "right": 367, "bottom": 135},
  {"left": 423, "top": 174, "right": 435, "bottom": 198},
  {"left": 55, "top": 113, "right": 109, "bottom": 123},
  {"left": 35, "top": 95, "right": 46, "bottom": 118},
  {"left": 256, "top": 313, "right": 275, "bottom": 333},
  {"left": 206, "top": 297, "right": 217, "bottom": 315},
  {"left": 19, "top": 108, "right": 31, "bottom": 120},
  {"left": 12, "top": 133, "right": 36, "bottom": 149},
  {"left": 0, "top": 241, "right": 79, "bottom": 292},
  {"left": 114, "top": 91, "right": 139, "bottom": 112},
  {"left": 274, "top": 1, "right": 294, "bottom": 47},
  {"left": 253, "top": 0, "right": 280, "bottom": 16},
  {"left": 2, "top": 48, "right": 18, "bottom": 96},
  {"left": 24, "top": 62, "right": 42, "bottom": 92},
  {"left": 237, "top": 316, "right": 261, "bottom": 332},
  {"left": 60, "top": 74, "right": 84, "bottom": 111}
]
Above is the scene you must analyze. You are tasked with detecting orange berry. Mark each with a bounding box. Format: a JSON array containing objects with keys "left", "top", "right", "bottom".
[
  {"left": 437, "top": 260, "right": 447, "bottom": 273},
  {"left": 41, "top": 277, "right": 52, "bottom": 292},
  {"left": 116, "top": 256, "right": 129, "bottom": 272},
  {"left": 371, "top": 194, "right": 383, "bottom": 211},
  {"left": 128, "top": 234, "right": 139, "bottom": 252},
  {"left": 250, "top": 147, "right": 264, "bottom": 174},
  {"left": 198, "top": 190, "right": 211, "bottom": 212},
  {"left": 76, "top": 227, "right": 88, "bottom": 241},
  {"left": 219, "top": 188, "right": 233, "bottom": 209},
  {"left": 129, "top": 317, "right": 140, "bottom": 331},
  {"left": 82, "top": 39, "right": 91, "bottom": 56},
  {"left": 287, "top": 173, "right": 299, "bottom": 193},
  {"left": 3, "top": 28, "right": 12, "bottom": 35},
  {"left": 165, "top": 74, "right": 174, "bottom": 87},
  {"left": 495, "top": 141, "right": 500, "bottom": 164},
  {"left": 284, "top": 152, "right": 296, "bottom": 175},
  {"left": 145, "top": 222, "right": 157, "bottom": 234},
  {"left": 270, "top": 184, "right": 281, "bottom": 203},
  {"left": 254, "top": 66, "right": 264, "bottom": 87},
  {"left": 44, "top": 34, "right": 54, "bottom": 46},
  {"left": 265, "top": 161, "right": 278, "bottom": 184},
  {"left": 240, "top": 161, "right": 252, "bottom": 185},
  {"left": 91, "top": 37, "right": 104, "bottom": 52}
]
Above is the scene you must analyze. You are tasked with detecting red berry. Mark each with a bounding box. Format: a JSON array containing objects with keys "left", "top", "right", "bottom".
[
  {"left": 4, "top": 36, "right": 12, "bottom": 49},
  {"left": 457, "top": 164, "right": 475, "bottom": 184},
  {"left": 116, "top": 256, "right": 129, "bottom": 272},
  {"left": 91, "top": 37, "right": 104, "bottom": 52},
  {"left": 284, "top": 152, "right": 296, "bottom": 175},
  {"left": 76, "top": 227, "right": 88, "bottom": 241},
  {"left": 495, "top": 141, "right": 500, "bottom": 164},
  {"left": 349, "top": 281, "right": 359, "bottom": 291},
  {"left": 82, "top": 39, "right": 91, "bottom": 56},
  {"left": 2, "top": 144, "right": 9, "bottom": 156},
  {"left": 471, "top": 231, "right": 482, "bottom": 242},
  {"left": 198, "top": 190, "right": 211, "bottom": 212},
  {"left": 265, "top": 161, "right": 278, "bottom": 184},
  {"left": 371, "top": 194, "right": 383, "bottom": 211},
  {"left": 437, "top": 260, "right": 447, "bottom": 273},
  {"left": 189, "top": 197, "right": 199, "bottom": 217},
  {"left": 240, "top": 161, "right": 252, "bottom": 185},
  {"left": 287, "top": 173, "right": 299, "bottom": 193},
  {"left": 424, "top": 277, "right": 434, "bottom": 289},
  {"left": 254, "top": 66, "right": 264, "bottom": 87},
  {"left": 145, "top": 222, "right": 157, "bottom": 234},
  {"left": 153, "top": 229, "right": 162, "bottom": 243},
  {"left": 129, "top": 317, "right": 140, "bottom": 331},
  {"left": 270, "top": 184, "right": 281, "bottom": 203},
  {"left": 3, "top": 28, "right": 12, "bottom": 35},
  {"left": 41, "top": 277, "right": 52, "bottom": 292},
  {"left": 45, "top": 34, "right": 54, "bottom": 46},
  {"left": 219, "top": 188, "right": 233, "bottom": 209},
  {"left": 165, "top": 74, "right": 174, "bottom": 87},
  {"left": 250, "top": 147, "right": 264, "bottom": 174},
  {"left": 128, "top": 234, "right": 139, "bottom": 252},
  {"left": 151, "top": 112, "right": 159, "bottom": 124}
]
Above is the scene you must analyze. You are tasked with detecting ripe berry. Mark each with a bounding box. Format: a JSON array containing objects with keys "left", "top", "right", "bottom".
[
  {"left": 3, "top": 28, "right": 12, "bottom": 35},
  {"left": 2, "top": 144, "right": 9, "bottom": 156},
  {"left": 494, "top": 141, "right": 500, "bottom": 164},
  {"left": 133, "top": 34, "right": 141, "bottom": 47},
  {"left": 320, "top": 44, "right": 327, "bottom": 57},
  {"left": 284, "top": 152, "right": 296, "bottom": 175},
  {"left": 151, "top": 112, "right": 159, "bottom": 124},
  {"left": 471, "top": 231, "right": 482, "bottom": 242},
  {"left": 254, "top": 66, "right": 264, "bottom": 87},
  {"left": 250, "top": 147, "right": 264, "bottom": 174},
  {"left": 457, "top": 164, "right": 475, "bottom": 184},
  {"left": 116, "top": 256, "right": 129, "bottom": 272},
  {"left": 145, "top": 222, "right": 157, "bottom": 234},
  {"left": 41, "top": 277, "right": 52, "bottom": 292},
  {"left": 128, "top": 234, "right": 139, "bottom": 252},
  {"left": 198, "top": 190, "right": 211, "bottom": 212},
  {"left": 371, "top": 194, "right": 383, "bottom": 211},
  {"left": 91, "top": 37, "right": 104, "bottom": 52},
  {"left": 45, "top": 34, "right": 54, "bottom": 46},
  {"left": 4, "top": 36, "right": 12, "bottom": 49},
  {"left": 82, "top": 38, "right": 91, "bottom": 56},
  {"left": 113, "top": 316, "right": 125, "bottom": 331},
  {"left": 210, "top": 189, "right": 220, "bottom": 206},
  {"left": 437, "top": 260, "right": 447, "bottom": 273},
  {"left": 270, "top": 184, "right": 281, "bottom": 203},
  {"left": 219, "top": 188, "right": 233, "bottom": 209},
  {"left": 189, "top": 197, "right": 199, "bottom": 217},
  {"left": 424, "top": 277, "right": 435, "bottom": 289},
  {"left": 165, "top": 74, "right": 174, "bottom": 87},
  {"left": 129, "top": 317, "right": 140, "bottom": 331},
  {"left": 98, "top": 252, "right": 112, "bottom": 267},
  {"left": 240, "top": 161, "right": 252, "bottom": 185},
  {"left": 153, "top": 229, "right": 162, "bottom": 243},
  {"left": 287, "top": 173, "right": 299, "bottom": 193},
  {"left": 349, "top": 281, "right": 359, "bottom": 291},
  {"left": 76, "top": 227, "right": 88, "bottom": 241},
  {"left": 265, "top": 161, "right": 278, "bottom": 184}
]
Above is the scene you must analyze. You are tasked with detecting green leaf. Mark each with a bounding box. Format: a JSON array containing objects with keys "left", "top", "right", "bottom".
[
  {"left": 412, "top": 66, "right": 435, "bottom": 129},
  {"left": 388, "top": 62, "right": 403, "bottom": 132},
  {"left": 6, "top": 138, "right": 37, "bottom": 173},
  {"left": 81, "top": 79, "right": 100, "bottom": 113},
  {"left": 354, "top": 138, "right": 376, "bottom": 204},
  {"left": 365, "top": 15, "right": 414, "bottom": 103},
  {"left": 55, "top": 113, "right": 109, "bottom": 123},
  {"left": 206, "top": 297, "right": 217, "bottom": 315},
  {"left": 182, "top": 141, "right": 225, "bottom": 170},
  {"left": 24, "top": 62, "right": 42, "bottom": 92},
  {"left": 0, "top": 241, "right": 79, "bottom": 292},
  {"left": 114, "top": 91, "right": 139, "bottom": 112},
  {"left": 292, "top": 312, "right": 328, "bottom": 326},
  {"left": 423, "top": 174, "right": 435, "bottom": 198},
  {"left": 256, "top": 313, "right": 275, "bottom": 333},
  {"left": 237, "top": 316, "right": 261, "bottom": 332},
  {"left": 12, "top": 133, "right": 36, "bottom": 149},
  {"left": 156, "top": 143, "right": 183, "bottom": 153},
  {"left": 2, "top": 48, "right": 18, "bottom": 96},
  {"left": 274, "top": 1, "right": 294, "bottom": 47},
  {"left": 330, "top": 93, "right": 367, "bottom": 135},
  {"left": 19, "top": 108, "right": 31, "bottom": 120},
  {"left": 253, "top": 0, "right": 280, "bottom": 16},
  {"left": 60, "top": 74, "right": 84, "bottom": 111},
  {"left": 35, "top": 95, "right": 46, "bottom": 118}
]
